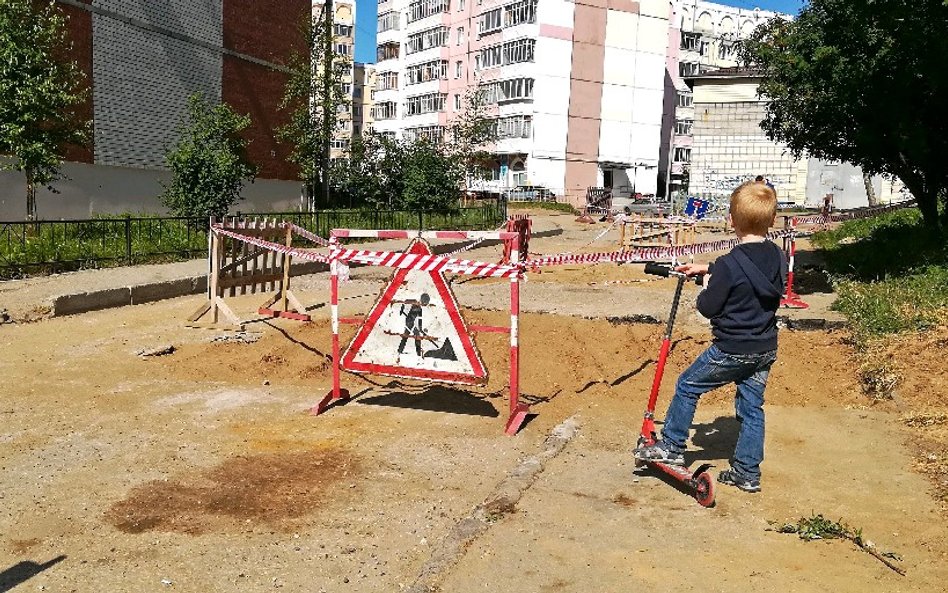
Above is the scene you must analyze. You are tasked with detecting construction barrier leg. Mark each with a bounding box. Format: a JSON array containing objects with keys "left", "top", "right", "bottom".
[
  {"left": 312, "top": 245, "right": 350, "bottom": 414},
  {"left": 781, "top": 225, "right": 809, "bottom": 310},
  {"left": 504, "top": 239, "right": 530, "bottom": 435}
]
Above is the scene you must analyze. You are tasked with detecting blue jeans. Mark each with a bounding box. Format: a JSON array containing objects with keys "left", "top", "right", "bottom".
[{"left": 661, "top": 344, "right": 777, "bottom": 480}]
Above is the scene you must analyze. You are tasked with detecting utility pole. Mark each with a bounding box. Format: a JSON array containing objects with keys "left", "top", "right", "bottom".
[{"left": 321, "top": 0, "right": 334, "bottom": 208}]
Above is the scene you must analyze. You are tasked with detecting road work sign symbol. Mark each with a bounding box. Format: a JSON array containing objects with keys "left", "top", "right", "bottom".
[{"left": 341, "top": 239, "right": 488, "bottom": 385}]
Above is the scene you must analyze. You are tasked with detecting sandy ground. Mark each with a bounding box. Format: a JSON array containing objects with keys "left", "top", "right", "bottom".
[{"left": 1, "top": 209, "right": 946, "bottom": 592}]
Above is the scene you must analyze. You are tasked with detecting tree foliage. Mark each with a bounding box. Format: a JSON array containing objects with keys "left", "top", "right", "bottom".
[
  {"left": 446, "top": 88, "right": 498, "bottom": 185},
  {"left": 161, "top": 93, "right": 257, "bottom": 220},
  {"left": 740, "top": 0, "right": 948, "bottom": 230},
  {"left": 277, "top": 9, "right": 349, "bottom": 209},
  {"left": 0, "top": 0, "right": 89, "bottom": 220}
]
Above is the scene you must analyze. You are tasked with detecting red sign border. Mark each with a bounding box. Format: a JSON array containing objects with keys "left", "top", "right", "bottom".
[{"left": 340, "top": 239, "right": 488, "bottom": 385}]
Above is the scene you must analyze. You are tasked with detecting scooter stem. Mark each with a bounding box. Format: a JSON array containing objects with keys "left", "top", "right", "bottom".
[{"left": 643, "top": 275, "right": 687, "bottom": 425}]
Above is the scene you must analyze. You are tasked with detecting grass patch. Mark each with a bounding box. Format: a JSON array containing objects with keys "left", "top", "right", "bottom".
[{"left": 812, "top": 208, "right": 948, "bottom": 343}]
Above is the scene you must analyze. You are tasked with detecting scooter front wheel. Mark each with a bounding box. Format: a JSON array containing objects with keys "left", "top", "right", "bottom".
[{"left": 693, "top": 471, "right": 715, "bottom": 507}]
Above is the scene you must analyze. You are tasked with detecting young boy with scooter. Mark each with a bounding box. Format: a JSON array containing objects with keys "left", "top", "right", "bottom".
[{"left": 634, "top": 181, "right": 787, "bottom": 493}]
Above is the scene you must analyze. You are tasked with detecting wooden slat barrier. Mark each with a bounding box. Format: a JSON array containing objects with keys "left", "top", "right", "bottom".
[{"left": 188, "top": 216, "right": 310, "bottom": 329}]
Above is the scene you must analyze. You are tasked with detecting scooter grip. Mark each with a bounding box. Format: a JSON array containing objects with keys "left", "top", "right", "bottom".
[
  {"left": 694, "top": 274, "right": 705, "bottom": 287},
  {"left": 644, "top": 262, "right": 671, "bottom": 277}
]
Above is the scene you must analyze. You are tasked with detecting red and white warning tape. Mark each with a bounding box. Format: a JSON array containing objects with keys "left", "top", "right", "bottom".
[
  {"left": 213, "top": 225, "right": 331, "bottom": 263},
  {"left": 526, "top": 229, "right": 791, "bottom": 268},
  {"left": 284, "top": 222, "right": 332, "bottom": 247}
]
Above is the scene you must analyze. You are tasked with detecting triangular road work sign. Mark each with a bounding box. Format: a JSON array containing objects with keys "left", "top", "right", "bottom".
[{"left": 341, "top": 239, "right": 488, "bottom": 385}]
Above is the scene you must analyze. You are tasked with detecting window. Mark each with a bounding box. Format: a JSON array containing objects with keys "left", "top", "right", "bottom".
[
  {"left": 680, "top": 32, "right": 701, "bottom": 51},
  {"left": 377, "top": 10, "right": 400, "bottom": 33},
  {"left": 404, "top": 92, "right": 447, "bottom": 115},
  {"left": 718, "top": 41, "right": 735, "bottom": 60},
  {"left": 504, "top": 0, "right": 536, "bottom": 27},
  {"left": 459, "top": 0, "right": 465, "bottom": 10},
  {"left": 404, "top": 125, "right": 445, "bottom": 143},
  {"left": 479, "top": 38, "right": 535, "bottom": 69},
  {"left": 457, "top": 26, "right": 465, "bottom": 45},
  {"left": 373, "top": 101, "right": 397, "bottom": 120},
  {"left": 406, "top": 26, "right": 449, "bottom": 54},
  {"left": 494, "top": 115, "right": 531, "bottom": 139},
  {"left": 406, "top": 59, "right": 448, "bottom": 84},
  {"left": 408, "top": 0, "right": 450, "bottom": 23},
  {"left": 479, "top": 44, "right": 502, "bottom": 69},
  {"left": 354, "top": 88, "right": 362, "bottom": 99},
  {"left": 378, "top": 70, "right": 399, "bottom": 91},
  {"left": 676, "top": 91, "right": 693, "bottom": 108},
  {"left": 334, "top": 24, "right": 353, "bottom": 37},
  {"left": 354, "top": 125, "right": 361, "bottom": 136},
  {"left": 477, "top": 8, "right": 502, "bottom": 36},
  {"left": 330, "top": 138, "right": 349, "bottom": 150},
  {"left": 454, "top": 94, "right": 462, "bottom": 110},
  {"left": 502, "top": 37, "right": 534, "bottom": 64},
  {"left": 339, "top": 83, "right": 352, "bottom": 95},
  {"left": 679, "top": 61, "right": 701, "bottom": 77},
  {"left": 377, "top": 42, "right": 399, "bottom": 61},
  {"left": 354, "top": 105, "right": 362, "bottom": 117},
  {"left": 455, "top": 60, "right": 462, "bottom": 78},
  {"left": 335, "top": 43, "right": 351, "bottom": 56},
  {"left": 673, "top": 147, "right": 692, "bottom": 163},
  {"left": 674, "top": 119, "right": 693, "bottom": 135},
  {"left": 480, "top": 77, "right": 534, "bottom": 104}
]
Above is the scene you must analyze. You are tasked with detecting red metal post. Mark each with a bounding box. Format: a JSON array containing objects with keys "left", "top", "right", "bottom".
[
  {"left": 504, "top": 236, "right": 530, "bottom": 435},
  {"left": 312, "top": 234, "right": 350, "bottom": 414},
  {"left": 780, "top": 217, "right": 809, "bottom": 309}
]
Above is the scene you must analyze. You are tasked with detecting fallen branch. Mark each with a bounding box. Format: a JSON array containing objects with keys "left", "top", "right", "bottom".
[{"left": 771, "top": 513, "right": 905, "bottom": 576}]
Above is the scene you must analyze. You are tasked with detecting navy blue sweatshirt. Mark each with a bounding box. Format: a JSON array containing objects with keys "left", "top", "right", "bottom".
[{"left": 697, "top": 241, "right": 787, "bottom": 354}]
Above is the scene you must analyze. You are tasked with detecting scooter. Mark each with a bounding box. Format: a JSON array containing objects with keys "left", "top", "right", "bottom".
[{"left": 635, "top": 262, "right": 715, "bottom": 508}]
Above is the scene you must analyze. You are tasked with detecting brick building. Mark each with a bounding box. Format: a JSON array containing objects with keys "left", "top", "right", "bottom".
[{"left": 0, "top": 0, "right": 310, "bottom": 220}]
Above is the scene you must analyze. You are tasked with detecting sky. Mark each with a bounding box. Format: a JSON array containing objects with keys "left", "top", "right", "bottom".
[{"left": 352, "top": 0, "right": 808, "bottom": 64}]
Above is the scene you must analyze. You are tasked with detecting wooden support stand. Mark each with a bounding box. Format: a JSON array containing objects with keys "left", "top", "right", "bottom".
[
  {"left": 188, "top": 217, "right": 311, "bottom": 329},
  {"left": 619, "top": 216, "right": 697, "bottom": 251}
]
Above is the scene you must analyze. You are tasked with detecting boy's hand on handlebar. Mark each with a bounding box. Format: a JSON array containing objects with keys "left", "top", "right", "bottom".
[{"left": 674, "top": 263, "right": 709, "bottom": 277}]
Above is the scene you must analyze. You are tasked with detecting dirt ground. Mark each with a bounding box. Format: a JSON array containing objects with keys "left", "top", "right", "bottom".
[{"left": 1, "top": 209, "right": 947, "bottom": 592}]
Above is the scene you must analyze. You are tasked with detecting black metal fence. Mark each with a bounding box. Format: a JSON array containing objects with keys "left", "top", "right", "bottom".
[{"left": 0, "top": 200, "right": 506, "bottom": 279}]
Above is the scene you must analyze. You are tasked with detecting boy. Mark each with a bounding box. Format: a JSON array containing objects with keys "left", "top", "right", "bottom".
[{"left": 633, "top": 181, "right": 787, "bottom": 493}]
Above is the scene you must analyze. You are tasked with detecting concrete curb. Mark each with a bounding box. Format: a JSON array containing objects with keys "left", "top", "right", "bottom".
[{"left": 50, "top": 261, "right": 329, "bottom": 318}]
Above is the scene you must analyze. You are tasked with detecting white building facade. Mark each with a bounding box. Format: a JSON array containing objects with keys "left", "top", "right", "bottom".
[
  {"left": 659, "top": 0, "right": 783, "bottom": 198},
  {"left": 372, "top": 0, "right": 671, "bottom": 205}
]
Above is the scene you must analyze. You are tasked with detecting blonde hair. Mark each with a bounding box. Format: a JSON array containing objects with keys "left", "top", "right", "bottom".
[{"left": 730, "top": 181, "right": 777, "bottom": 235}]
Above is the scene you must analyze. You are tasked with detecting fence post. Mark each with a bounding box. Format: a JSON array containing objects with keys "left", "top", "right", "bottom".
[
  {"left": 418, "top": 210, "right": 423, "bottom": 231},
  {"left": 124, "top": 215, "right": 132, "bottom": 263}
]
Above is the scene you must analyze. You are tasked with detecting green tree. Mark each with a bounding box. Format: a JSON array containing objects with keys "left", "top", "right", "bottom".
[
  {"left": 740, "top": 0, "right": 948, "bottom": 230},
  {"left": 278, "top": 9, "right": 349, "bottom": 209},
  {"left": 446, "top": 88, "right": 498, "bottom": 187},
  {"left": 332, "top": 132, "right": 405, "bottom": 209},
  {"left": 161, "top": 93, "right": 257, "bottom": 220},
  {"left": 0, "top": 0, "right": 89, "bottom": 220},
  {"left": 401, "top": 139, "right": 463, "bottom": 212}
]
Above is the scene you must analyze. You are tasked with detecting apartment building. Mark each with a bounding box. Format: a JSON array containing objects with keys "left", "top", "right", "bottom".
[
  {"left": 352, "top": 63, "right": 376, "bottom": 136},
  {"left": 0, "top": 0, "right": 311, "bottom": 219},
  {"left": 659, "top": 1, "right": 783, "bottom": 198},
  {"left": 313, "top": 0, "right": 357, "bottom": 159},
  {"left": 372, "top": 0, "right": 671, "bottom": 205}
]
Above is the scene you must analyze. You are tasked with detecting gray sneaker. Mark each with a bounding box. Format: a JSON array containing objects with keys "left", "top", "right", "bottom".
[
  {"left": 633, "top": 441, "right": 685, "bottom": 465},
  {"left": 717, "top": 468, "right": 761, "bottom": 493}
]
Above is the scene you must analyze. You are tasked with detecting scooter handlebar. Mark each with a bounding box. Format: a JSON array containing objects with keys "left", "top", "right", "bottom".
[{"left": 644, "top": 262, "right": 705, "bottom": 286}]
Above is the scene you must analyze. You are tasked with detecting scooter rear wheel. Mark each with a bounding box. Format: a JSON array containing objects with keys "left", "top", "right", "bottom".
[{"left": 693, "top": 471, "right": 715, "bottom": 507}]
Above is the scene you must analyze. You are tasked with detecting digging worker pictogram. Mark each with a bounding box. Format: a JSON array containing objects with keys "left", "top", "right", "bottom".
[{"left": 397, "top": 293, "right": 430, "bottom": 356}]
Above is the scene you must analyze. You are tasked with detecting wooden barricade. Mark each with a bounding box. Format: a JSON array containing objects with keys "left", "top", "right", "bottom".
[
  {"left": 619, "top": 216, "right": 697, "bottom": 250},
  {"left": 188, "top": 217, "right": 310, "bottom": 329}
]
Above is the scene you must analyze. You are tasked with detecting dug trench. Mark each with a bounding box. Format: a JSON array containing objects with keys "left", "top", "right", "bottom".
[{"left": 1, "top": 300, "right": 947, "bottom": 592}]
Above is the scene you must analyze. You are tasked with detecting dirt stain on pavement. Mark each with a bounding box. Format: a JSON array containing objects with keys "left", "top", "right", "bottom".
[{"left": 106, "top": 447, "right": 360, "bottom": 535}]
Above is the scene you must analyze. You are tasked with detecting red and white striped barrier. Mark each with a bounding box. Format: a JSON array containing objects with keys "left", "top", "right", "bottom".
[
  {"left": 213, "top": 225, "right": 331, "bottom": 263},
  {"left": 786, "top": 200, "right": 917, "bottom": 227},
  {"left": 315, "top": 228, "right": 530, "bottom": 435}
]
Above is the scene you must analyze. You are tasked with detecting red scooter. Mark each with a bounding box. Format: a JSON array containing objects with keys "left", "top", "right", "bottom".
[{"left": 635, "top": 262, "right": 715, "bottom": 507}]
